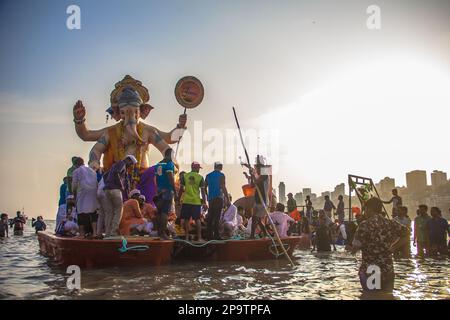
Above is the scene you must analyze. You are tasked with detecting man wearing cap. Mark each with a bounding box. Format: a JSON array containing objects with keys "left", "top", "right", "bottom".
[
  {"left": 103, "top": 154, "right": 137, "bottom": 237},
  {"left": 205, "top": 161, "right": 229, "bottom": 240},
  {"left": 154, "top": 148, "right": 176, "bottom": 239},
  {"left": 178, "top": 161, "right": 208, "bottom": 241}
]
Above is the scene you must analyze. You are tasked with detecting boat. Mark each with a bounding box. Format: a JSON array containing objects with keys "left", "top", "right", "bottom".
[
  {"left": 38, "top": 231, "right": 300, "bottom": 268},
  {"left": 172, "top": 236, "right": 301, "bottom": 262},
  {"left": 37, "top": 231, "right": 174, "bottom": 268}
]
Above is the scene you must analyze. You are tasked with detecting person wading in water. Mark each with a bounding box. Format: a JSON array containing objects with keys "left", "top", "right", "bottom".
[{"left": 351, "top": 197, "right": 409, "bottom": 292}]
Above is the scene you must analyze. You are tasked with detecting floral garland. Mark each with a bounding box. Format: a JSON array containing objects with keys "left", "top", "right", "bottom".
[{"left": 114, "top": 121, "right": 145, "bottom": 188}]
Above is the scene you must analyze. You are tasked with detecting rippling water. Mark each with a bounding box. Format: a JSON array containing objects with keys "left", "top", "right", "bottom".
[{"left": 0, "top": 221, "right": 449, "bottom": 300}]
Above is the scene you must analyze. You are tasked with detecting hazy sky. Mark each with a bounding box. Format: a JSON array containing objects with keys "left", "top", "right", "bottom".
[{"left": 0, "top": 0, "right": 449, "bottom": 218}]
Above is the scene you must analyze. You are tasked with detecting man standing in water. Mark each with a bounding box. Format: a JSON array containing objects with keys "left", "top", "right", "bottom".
[
  {"left": 10, "top": 211, "right": 27, "bottom": 236},
  {"left": 0, "top": 213, "right": 9, "bottom": 238},
  {"left": 413, "top": 204, "right": 431, "bottom": 257},
  {"left": 351, "top": 197, "right": 408, "bottom": 292},
  {"left": 205, "top": 161, "right": 228, "bottom": 240},
  {"left": 427, "top": 207, "right": 449, "bottom": 256}
]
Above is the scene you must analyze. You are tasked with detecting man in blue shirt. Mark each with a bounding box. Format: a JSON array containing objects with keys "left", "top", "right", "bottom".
[
  {"left": 205, "top": 161, "right": 229, "bottom": 240},
  {"left": 58, "top": 177, "right": 68, "bottom": 206},
  {"left": 154, "top": 148, "right": 176, "bottom": 239}
]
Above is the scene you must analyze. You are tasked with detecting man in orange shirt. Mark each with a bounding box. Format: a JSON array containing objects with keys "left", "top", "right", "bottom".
[{"left": 119, "top": 190, "right": 145, "bottom": 236}]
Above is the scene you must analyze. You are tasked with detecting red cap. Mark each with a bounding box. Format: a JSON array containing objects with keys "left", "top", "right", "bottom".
[{"left": 191, "top": 161, "right": 202, "bottom": 169}]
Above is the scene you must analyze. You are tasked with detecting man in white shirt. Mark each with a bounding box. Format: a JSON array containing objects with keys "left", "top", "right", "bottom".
[
  {"left": 62, "top": 213, "right": 79, "bottom": 236},
  {"left": 269, "top": 203, "right": 295, "bottom": 238},
  {"left": 219, "top": 196, "right": 238, "bottom": 239},
  {"left": 55, "top": 195, "right": 77, "bottom": 232},
  {"left": 96, "top": 176, "right": 107, "bottom": 235},
  {"left": 72, "top": 157, "right": 99, "bottom": 237}
]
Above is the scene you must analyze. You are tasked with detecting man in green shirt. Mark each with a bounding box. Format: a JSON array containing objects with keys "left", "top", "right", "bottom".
[
  {"left": 287, "top": 193, "right": 297, "bottom": 213},
  {"left": 178, "top": 162, "right": 208, "bottom": 241},
  {"left": 66, "top": 156, "right": 80, "bottom": 195}
]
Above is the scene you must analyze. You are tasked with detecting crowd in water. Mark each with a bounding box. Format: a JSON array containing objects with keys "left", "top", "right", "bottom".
[
  {"left": 0, "top": 212, "right": 47, "bottom": 237},
  {"left": 283, "top": 189, "right": 450, "bottom": 259}
]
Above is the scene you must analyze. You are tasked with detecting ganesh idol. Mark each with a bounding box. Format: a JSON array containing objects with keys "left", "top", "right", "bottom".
[{"left": 72, "top": 75, "right": 187, "bottom": 173}]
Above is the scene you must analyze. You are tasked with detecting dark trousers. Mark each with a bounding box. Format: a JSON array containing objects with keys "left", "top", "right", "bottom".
[
  {"left": 157, "top": 213, "right": 168, "bottom": 238},
  {"left": 155, "top": 190, "right": 173, "bottom": 238},
  {"left": 207, "top": 197, "right": 223, "bottom": 240}
]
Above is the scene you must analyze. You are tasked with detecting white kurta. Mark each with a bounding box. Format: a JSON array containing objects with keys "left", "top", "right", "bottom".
[
  {"left": 55, "top": 204, "right": 67, "bottom": 228},
  {"left": 72, "top": 166, "right": 99, "bottom": 214},
  {"left": 269, "top": 211, "right": 295, "bottom": 238},
  {"left": 219, "top": 204, "right": 238, "bottom": 236}
]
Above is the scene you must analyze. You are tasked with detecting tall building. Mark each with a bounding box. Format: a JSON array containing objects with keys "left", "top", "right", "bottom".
[
  {"left": 331, "top": 183, "right": 345, "bottom": 200},
  {"left": 294, "top": 192, "right": 303, "bottom": 205},
  {"left": 302, "top": 188, "right": 311, "bottom": 197},
  {"left": 321, "top": 191, "right": 331, "bottom": 198},
  {"left": 278, "top": 182, "right": 286, "bottom": 205},
  {"left": 431, "top": 170, "right": 447, "bottom": 188},
  {"left": 379, "top": 177, "right": 395, "bottom": 197},
  {"left": 406, "top": 170, "right": 427, "bottom": 193}
]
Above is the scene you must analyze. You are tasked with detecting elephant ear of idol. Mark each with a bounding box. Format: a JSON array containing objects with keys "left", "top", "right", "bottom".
[{"left": 110, "top": 75, "right": 150, "bottom": 106}]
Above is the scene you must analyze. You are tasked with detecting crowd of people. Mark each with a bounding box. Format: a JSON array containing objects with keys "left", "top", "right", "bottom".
[
  {"left": 0, "top": 211, "right": 48, "bottom": 238},
  {"left": 54, "top": 149, "right": 336, "bottom": 243},
  {"left": 55, "top": 150, "right": 259, "bottom": 241},
  {"left": 281, "top": 188, "right": 449, "bottom": 259}
]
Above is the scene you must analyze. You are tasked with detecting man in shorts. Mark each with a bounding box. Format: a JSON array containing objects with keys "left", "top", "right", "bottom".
[
  {"left": 178, "top": 162, "right": 207, "bottom": 241},
  {"left": 155, "top": 148, "right": 177, "bottom": 240}
]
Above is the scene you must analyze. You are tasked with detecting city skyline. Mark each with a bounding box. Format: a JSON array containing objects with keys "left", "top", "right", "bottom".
[{"left": 277, "top": 168, "right": 450, "bottom": 218}]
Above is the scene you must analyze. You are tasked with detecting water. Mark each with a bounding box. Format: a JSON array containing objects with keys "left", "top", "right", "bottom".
[{"left": 0, "top": 221, "right": 449, "bottom": 300}]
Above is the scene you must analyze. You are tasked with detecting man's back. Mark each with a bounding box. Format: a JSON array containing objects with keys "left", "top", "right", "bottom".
[
  {"left": 181, "top": 171, "right": 204, "bottom": 205},
  {"left": 73, "top": 166, "right": 97, "bottom": 190},
  {"left": 221, "top": 204, "right": 237, "bottom": 224},
  {"left": 270, "top": 211, "right": 294, "bottom": 237},
  {"left": 427, "top": 217, "right": 448, "bottom": 243},
  {"left": 324, "top": 200, "right": 335, "bottom": 211},
  {"left": 155, "top": 161, "right": 175, "bottom": 192},
  {"left": 254, "top": 175, "right": 268, "bottom": 205},
  {"left": 104, "top": 160, "right": 126, "bottom": 190},
  {"left": 415, "top": 214, "right": 431, "bottom": 242},
  {"left": 337, "top": 200, "right": 345, "bottom": 213},
  {"left": 206, "top": 170, "right": 224, "bottom": 201},
  {"left": 355, "top": 214, "right": 406, "bottom": 273}
]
